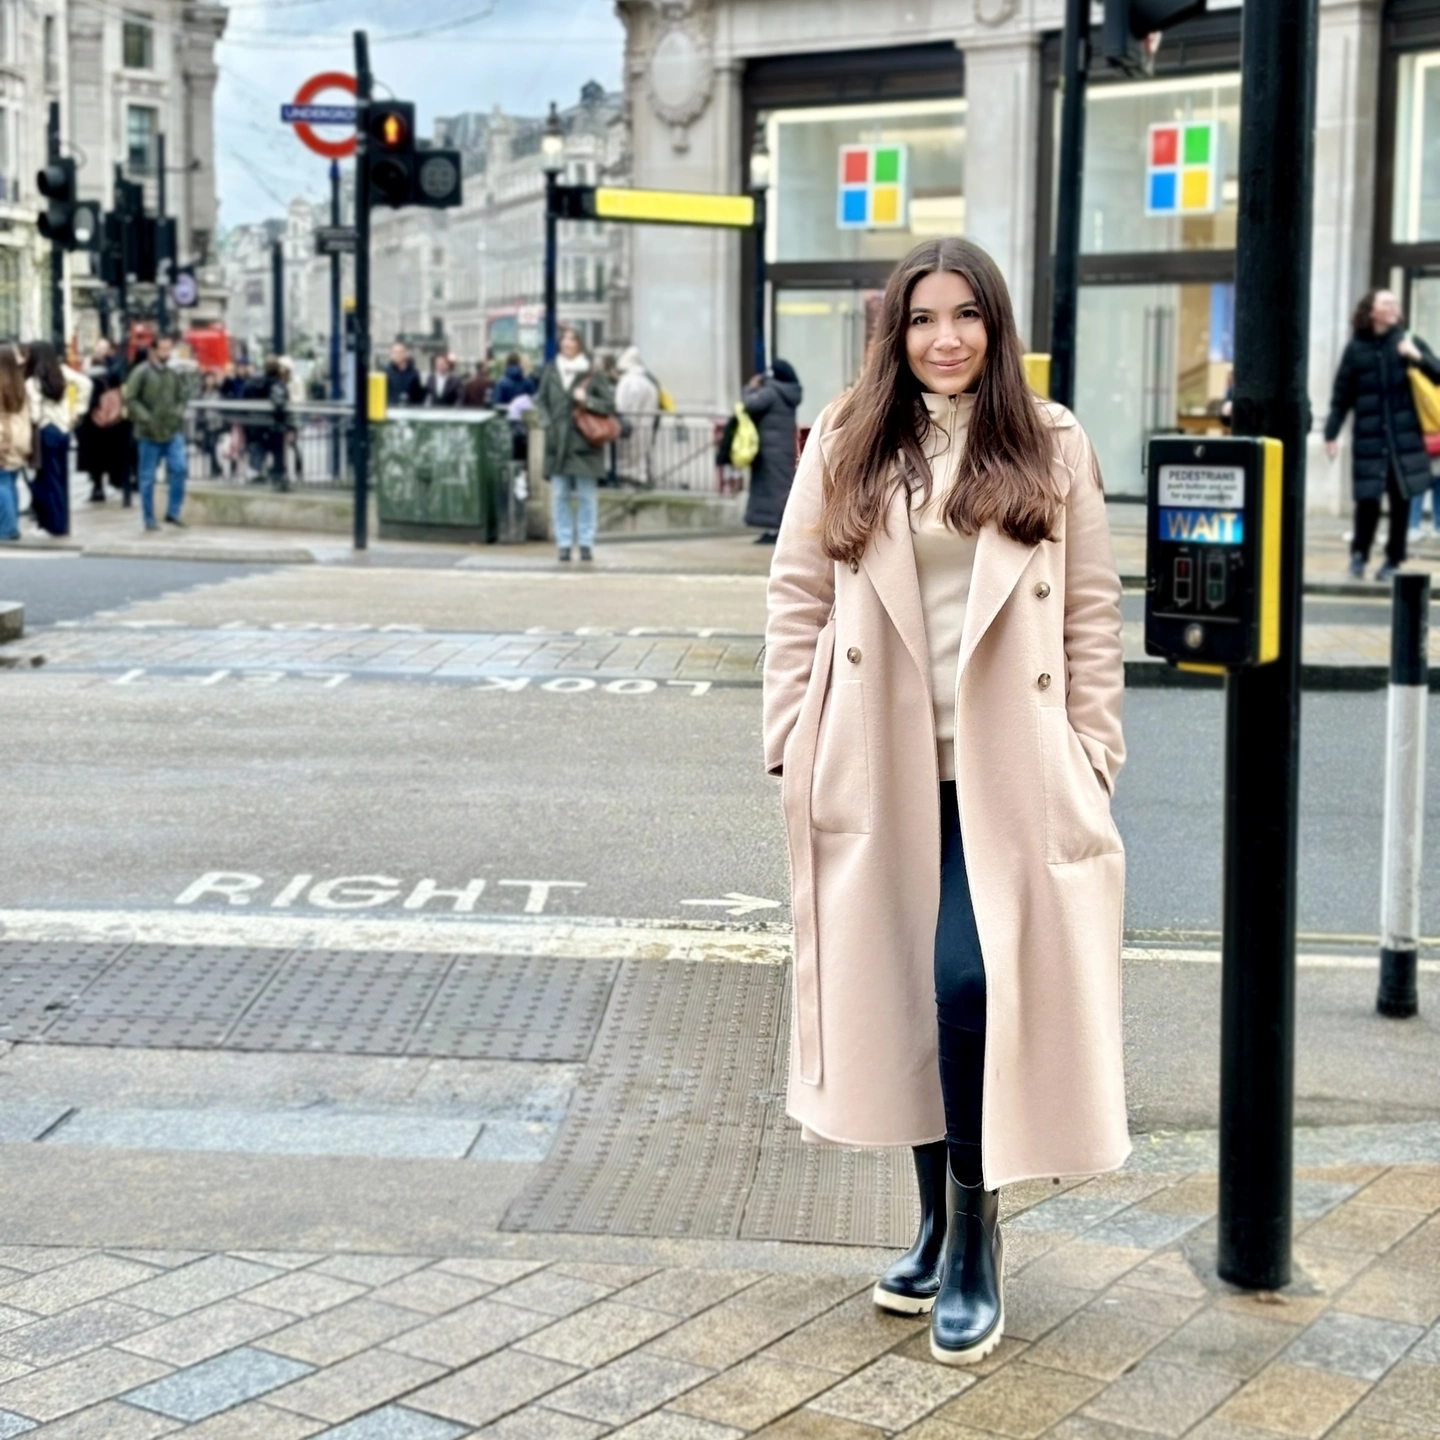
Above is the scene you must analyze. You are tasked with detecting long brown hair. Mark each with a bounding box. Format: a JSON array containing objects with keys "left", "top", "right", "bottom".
[
  {"left": 24, "top": 341, "right": 65, "bottom": 403},
  {"left": 0, "top": 346, "right": 24, "bottom": 415},
  {"left": 822, "top": 237, "right": 1059, "bottom": 563}
]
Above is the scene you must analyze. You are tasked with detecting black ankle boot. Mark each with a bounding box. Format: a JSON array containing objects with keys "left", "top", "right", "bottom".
[
  {"left": 873, "top": 1141, "right": 947, "bottom": 1314},
  {"left": 930, "top": 1160, "right": 1003, "bottom": 1364}
]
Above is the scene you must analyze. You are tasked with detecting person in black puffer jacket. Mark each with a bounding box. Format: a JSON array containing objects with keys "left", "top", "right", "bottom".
[
  {"left": 743, "top": 359, "right": 803, "bottom": 543},
  {"left": 1324, "top": 288, "right": 1440, "bottom": 580}
]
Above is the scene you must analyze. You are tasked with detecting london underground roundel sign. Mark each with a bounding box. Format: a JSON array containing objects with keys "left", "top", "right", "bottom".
[{"left": 283, "top": 72, "right": 358, "bottom": 160}]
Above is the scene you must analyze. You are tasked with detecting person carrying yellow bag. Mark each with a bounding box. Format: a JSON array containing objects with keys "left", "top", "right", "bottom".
[
  {"left": 1324, "top": 289, "right": 1440, "bottom": 580},
  {"left": 741, "top": 360, "right": 803, "bottom": 545}
]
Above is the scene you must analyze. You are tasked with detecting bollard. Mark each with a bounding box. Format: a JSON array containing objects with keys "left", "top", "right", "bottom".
[{"left": 1378, "top": 572, "right": 1429, "bottom": 1018}]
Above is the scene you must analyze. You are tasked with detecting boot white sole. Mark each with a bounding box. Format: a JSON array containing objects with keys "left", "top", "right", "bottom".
[
  {"left": 929, "top": 1238, "right": 1005, "bottom": 1365},
  {"left": 871, "top": 1283, "right": 936, "bottom": 1315}
]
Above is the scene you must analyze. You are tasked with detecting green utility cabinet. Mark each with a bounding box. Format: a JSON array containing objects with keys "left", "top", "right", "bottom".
[{"left": 375, "top": 410, "right": 516, "bottom": 542}]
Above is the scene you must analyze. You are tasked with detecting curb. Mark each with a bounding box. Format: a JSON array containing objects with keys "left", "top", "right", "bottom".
[
  {"left": 1126, "top": 660, "right": 1408, "bottom": 690},
  {"left": 80, "top": 543, "right": 316, "bottom": 564}
]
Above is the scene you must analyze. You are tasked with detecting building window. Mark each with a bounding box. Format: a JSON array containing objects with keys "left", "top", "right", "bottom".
[
  {"left": 127, "top": 106, "right": 157, "bottom": 174},
  {"left": 1079, "top": 73, "right": 1240, "bottom": 255},
  {"left": 43, "top": 16, "right": 58, "bottom": 87},
  {"left": 123, "top": 11, "right": 154, "bottom": 71},
  {"left": 1393, "top": 51, "right": 1440, "bottom": 245},
  {"left": 0, "top": 0, "right": 15, "bottom": 66},
  {"left": 0, "top": 248, "right": 19, "bottom": 340},
  {"left": 0, "top": 106, "right": 14, "bottom": 205}
]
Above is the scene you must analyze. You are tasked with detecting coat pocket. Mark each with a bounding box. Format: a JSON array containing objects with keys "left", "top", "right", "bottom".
[
  {"left": 1039, "top": 707, "right": 1122, "bottom": 864},
  {"left": 810, "top": 680, "right": 872, "bottom": 834}
]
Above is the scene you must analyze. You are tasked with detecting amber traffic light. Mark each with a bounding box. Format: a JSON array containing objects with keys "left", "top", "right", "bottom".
[{"left": 363, "top": 99, "right": 461, "bottom": 211}]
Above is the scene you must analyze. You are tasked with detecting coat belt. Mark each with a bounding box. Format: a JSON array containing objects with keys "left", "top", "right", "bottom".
[{"left": 783, "top": 618, "right": 836, "bottom": 1086}]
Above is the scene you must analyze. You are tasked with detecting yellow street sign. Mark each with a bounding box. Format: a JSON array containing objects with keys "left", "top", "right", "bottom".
[{"left": 593, "top": 187, "right": 756, "bottom": 229}]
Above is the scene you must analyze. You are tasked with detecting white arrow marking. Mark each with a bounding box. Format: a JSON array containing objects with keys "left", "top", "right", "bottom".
[{"left": 681, "top": 892, "right": 782, "bottom": 917}]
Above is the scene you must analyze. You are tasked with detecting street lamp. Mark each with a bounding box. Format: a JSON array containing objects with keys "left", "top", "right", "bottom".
[
  {"left": 542, "top": 101, "right": 565, "bottom": 363},
  {"left": 749, "top": 123, "right": 770, "bottom": 377}
]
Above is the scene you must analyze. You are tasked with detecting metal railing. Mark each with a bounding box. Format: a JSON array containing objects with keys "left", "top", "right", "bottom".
[
  {"left": 607, "top": 411, "right": 746, "bottom": 495},
  {"left": 184, "top": 399, "right": 354, "bottom": 491}
]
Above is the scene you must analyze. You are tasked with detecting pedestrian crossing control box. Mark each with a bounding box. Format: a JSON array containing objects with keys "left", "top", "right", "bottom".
[{"left": 1144, "top": 435, "right": 1283, "bottom": 672}]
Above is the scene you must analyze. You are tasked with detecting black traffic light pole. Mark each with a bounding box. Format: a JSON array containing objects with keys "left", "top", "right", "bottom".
[
  {"left": 1049, "top": 0, "right": 1088, "bottom": 408},
  {"left": 272, "top": 238, "right": 285, "bottom": 356},
  {"left": 47, "top": 102, "right": 64, "bottom": 350},
  {"left": 544, "top": 168, "right": 560, "bottom": 363},
  {"left": 155, "top": 132, "right": 169, "bottom": 336},
  {"left": 353, "top": 29, "right": 373, "bottom": 551},
  {"left": 1218, "top": 0, "right": 1318, "bottom": 1291}
]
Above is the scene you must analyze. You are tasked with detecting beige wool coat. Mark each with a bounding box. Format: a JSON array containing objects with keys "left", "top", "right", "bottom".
[{"left": 763, "top": 398, "right": 1129, "bottom": 1189}]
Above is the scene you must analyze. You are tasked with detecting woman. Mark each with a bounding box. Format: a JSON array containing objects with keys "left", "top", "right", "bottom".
[
  {"left": 764, "top": 237, "right": 1126, "bottom": 1366},
  {"left": 0, "top": 346, "right": 32, "bottom": 542},
  {"left": 78, "top": 339, "right": 133, "bottom": 505},
  {"left": 1324, "top": 288, "right": 1440, "bottom": 580},
  {"left": 744, "top": 359, "right": 802, "bottom": 544},
  {"left": 535, "top": 327, "right": 615, "bottom": 562},
  {"left": 25, "top": 341, "right": 92, "bottom": 538},
  {"left": 615, "top": 346, "right": 659, "bottom": 487}
]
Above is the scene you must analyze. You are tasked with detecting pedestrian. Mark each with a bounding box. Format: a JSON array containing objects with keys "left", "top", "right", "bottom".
[
  {"left": 614, "top": 345, "right": 659, "bottom": 487},
  {"left": 0, "top": 345, "right": 32, "bottom": 543},
  {"left": 385, "top": 342, "right": 425, "bottom": 408},
  {"left": 261, "top": 355, "right": 292, "bottom": 490},
  {"left": 535, "top": 326, "right": 616, "bottom": 562},
  {"left": 743, "top": 358, "right": 803, "bottom": 544},
  {"left": 461, "top": 359, "right": 492, "bottom": 409},
  {"left": 24, "top": 340, "right": 92, "bottom": 538},
  {"left": 492, "top": 352, "right": 533, "bottom": 407},
  {"left": 122, "top": 332, "right": 188, "bottom": 531},
  {"left": 78, "top": 337, "right": 133, "bottom": 506},
  {"left": 196, "top": 369, "right": 225, "bottom": 479},
  {"left": 425, "top": 353, "right": 461, "bottom": 407},
  {"left": 763, "top": 237, "right": 1126, "bottom": 1367},
  {"left": 1324, "top": 288, "right": 1440, "bottom": 580}
]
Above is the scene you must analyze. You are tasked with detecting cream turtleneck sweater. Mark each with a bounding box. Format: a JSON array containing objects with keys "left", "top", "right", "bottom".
[{"left": 912, "top": 390, "right": 978, "bottom": 782}]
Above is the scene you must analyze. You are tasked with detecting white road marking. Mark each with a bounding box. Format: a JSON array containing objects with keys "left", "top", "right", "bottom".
[
  {"left": 3, "top": 906, "right": 1427, "bottom": 973},
  {"left": 681, "top": 893, "right": 783, "bottom": 917}
]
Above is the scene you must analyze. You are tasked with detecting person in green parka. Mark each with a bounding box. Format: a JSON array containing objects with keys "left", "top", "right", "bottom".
[{"left": 535, "top": 327, "right": 615, "bottom": 562}]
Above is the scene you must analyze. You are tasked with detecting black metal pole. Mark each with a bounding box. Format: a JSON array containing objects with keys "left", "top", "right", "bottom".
[
  {"left": 1049, "top": 0, "right": 1088, "bottom": 410},
  {"left": 544, "top": 168, "right": 559, "bottom": 362},
  {"left": 1218, "top": 0, "right": 1319, "bottom": 1293},
  {"left": 329, "top": 159, "right": 342, "bottom": 401},
  {"left": 753, "top": 191, "right": 767, "bottom": 377},
  {"left": 114, "top": 165, "right": 130, "bottom": 356},
  {"left": 156, "top": 132, "right": 169, "bottom": 336},
  {"left": 353, "top": 29, "right": 372, "bottom": 551},
  {"left": 47, "top": 102, "right": 64, "bottom": 351},
  {"left": 271, "top": 237, "right": 285, "bottom": 356},
  {"left": 1378, "top": 572, "right": 1430, "bottom": 1018}
]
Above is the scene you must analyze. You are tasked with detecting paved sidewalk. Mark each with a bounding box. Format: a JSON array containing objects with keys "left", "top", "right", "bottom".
[{"left": 0, "top": 1162, "right": 1435, "bottom": 1437}]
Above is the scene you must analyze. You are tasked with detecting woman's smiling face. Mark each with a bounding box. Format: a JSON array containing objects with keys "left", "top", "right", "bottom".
[{"left": 905, "top": 269, "right": 989, "bottom": 396}]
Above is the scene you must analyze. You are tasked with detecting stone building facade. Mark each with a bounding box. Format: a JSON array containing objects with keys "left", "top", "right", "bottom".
[
  {"left": 617, "top": 0, "right": 1419, "bottom": 513},
  {"left": 0, "top": 0, "right": 227, "bottom": 343}
]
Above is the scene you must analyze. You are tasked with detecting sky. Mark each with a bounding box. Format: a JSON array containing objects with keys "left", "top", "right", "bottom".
[{"left": 213, "top": 0, "right": 626, "bottom": 229}]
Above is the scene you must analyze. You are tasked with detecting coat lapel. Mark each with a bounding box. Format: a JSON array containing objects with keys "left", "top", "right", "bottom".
[
  {"left": 958, "top": 525, "right": 1040, "bottom": 683},
  {"left": 860, "top": 482, "right": 933, "bottom": 708}
]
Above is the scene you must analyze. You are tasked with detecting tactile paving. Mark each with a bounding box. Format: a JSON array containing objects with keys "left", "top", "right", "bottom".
[
  {"left": 0, "top": 941, "right": 612, "bottom": 1061},
  {"left": 503, "top": 958, "right": 783, "bottom": 1238},
  {"left": 503, "top": 957, "right": 918, "bottom": 1246},
  {"left": 0, "top": 941, "right": 130, "bottom": 1042},
  {"left": 409, "top": 954, "right": 616, "bottom": 1061}
]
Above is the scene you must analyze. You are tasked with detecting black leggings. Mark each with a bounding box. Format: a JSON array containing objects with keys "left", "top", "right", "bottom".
[
  {"left": 935, "top": 781, "right": 986, "bottom": 1187},
  {"left": 1353, "top": 462, "right": 1408, "bottom": 568}
]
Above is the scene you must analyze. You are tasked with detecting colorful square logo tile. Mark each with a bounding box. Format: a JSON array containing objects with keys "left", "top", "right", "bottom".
[
  {"left": 1145, "top": 121, "right": 1220, "bottom": 217},
  {"left": 837, "top": 143, "right": 909, "bottom": 230}
]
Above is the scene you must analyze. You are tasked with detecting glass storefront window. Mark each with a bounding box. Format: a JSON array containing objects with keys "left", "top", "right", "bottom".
[
  {"left": 1393, "top": 52, "right": 1440, "bottom": 243},
  {"left": 773, "top": 287, "right": 884, "bottom": 427},
  {"left": 1076, "top": 282, "right": 1234, "bottom": 497},
  {"left": 1078, "top": 73, "right": 1240, "bottom": 253},
  {"left": 765, "top": 99, "right": 966, "bottom": 264}
]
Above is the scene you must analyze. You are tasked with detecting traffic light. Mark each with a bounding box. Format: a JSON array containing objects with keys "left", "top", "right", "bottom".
[
  {"left": 96, "top": 178, "right": 145, "bottom": 286},
  {"left": 36, "top": 158, "right": 100, "bottom": 251},
  {"left": 1101, "top": 0, "right": 1207, "bottom": 73},
  {"left": 367, "top": 102, "right": 415, "bottom": 208},
  {"left": 364, "top": 100, "right": 462, "bottom": 210}
]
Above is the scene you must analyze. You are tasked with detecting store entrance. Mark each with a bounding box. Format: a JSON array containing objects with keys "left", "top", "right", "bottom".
[
  {"left": 1075, "top": 281, "right": 1235, "bottom": 497},
  {"left": 773, "top": 286, "right": 885, "bottom": 427}
]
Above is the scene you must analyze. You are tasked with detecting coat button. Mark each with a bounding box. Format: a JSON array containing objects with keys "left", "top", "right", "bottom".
[
  {"left": 1034, "top": 582, "right": 1051, "bottom": 599},
  {"left": 847, "top": 647, "right": 862, "bottom": 665},
  {"left": 1037, "top": 672, "right": 1052, "bottom": 689},
  {"left": 849, "top": 559, "right": 859, "bottom": 573}
]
